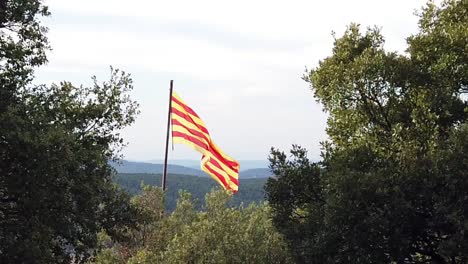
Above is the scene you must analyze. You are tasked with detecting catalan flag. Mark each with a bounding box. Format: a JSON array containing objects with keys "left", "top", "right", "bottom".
[{"left": 170, "top": 92, "right": 240, "bottom": 193}]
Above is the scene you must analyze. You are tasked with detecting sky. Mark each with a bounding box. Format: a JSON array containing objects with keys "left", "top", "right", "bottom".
[{"left": 37, "top": 0, "right": 428, "bottom": 162}]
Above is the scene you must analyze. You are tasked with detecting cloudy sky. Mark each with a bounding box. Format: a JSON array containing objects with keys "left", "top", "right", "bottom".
[{"left": 37, "top": 0, "right": 428, "bottom": 162}]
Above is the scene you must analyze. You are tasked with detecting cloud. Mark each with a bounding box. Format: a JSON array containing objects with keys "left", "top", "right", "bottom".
[{"left": 40, "top": 0, "right": 428, "bottom": 161}]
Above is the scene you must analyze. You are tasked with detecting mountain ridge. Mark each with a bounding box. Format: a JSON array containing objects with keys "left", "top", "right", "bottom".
[
  {"left": 111, "top": 160, "right": 272, "bottom": 178},
  {"left": 145, "top": 159, "right": 269, "bottom": 170}
]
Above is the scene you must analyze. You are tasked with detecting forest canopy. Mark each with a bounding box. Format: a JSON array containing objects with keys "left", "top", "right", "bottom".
[{"left": 266, "top": 0, "right": 467, "bottom": 263}]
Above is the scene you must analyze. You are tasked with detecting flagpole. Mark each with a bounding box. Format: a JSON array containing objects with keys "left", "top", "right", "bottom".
[{"left": 162, "top": 80, "right": 173, "bottom": 192}]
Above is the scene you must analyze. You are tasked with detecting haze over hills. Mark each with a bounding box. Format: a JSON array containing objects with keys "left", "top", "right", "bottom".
[
  {"left": 111, "top": 160, "right": 272, "bottom": 178},
  {"left": 111, "top": 160, "right": 204, "bottom": 176},
  {"left": 146, "top": 159, "right": 270, "bottom": 170}
]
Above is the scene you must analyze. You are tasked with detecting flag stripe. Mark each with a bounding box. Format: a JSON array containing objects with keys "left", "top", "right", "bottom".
[
  {"left": 173, "top": 119, "right": 237, "bottom": 170},
  {"left": 203, "top": 163, "right": 238, "bottom": 191},
  {"left": 171, "top": 100, "right": 206, "bottom": 128},
  {"left": 205, "top": 161, "right": 238, "bottom": 188},
  {"left": 203, "top": 165, "right": 232, "bottom": 191},
  {"left": 172, "top": 93, "right": 201, "bottom": 118},
  {"left": 173, "top": 137, "right": 211, "bottom": 158},
  {"left": 204, "top": 151, "right": 238, "bottom": 179},
  {"left": 209, "top": 142, "right": 238, "bottom": 163},
  {"left": 172, "top": 131, "right": 209, "bottom": 151},
  {"left": 172, "top": 126, "right": 208, "bottom": 151},
  {"left": 207, "top": 142, "right": 240, "bottom": 169},
  {"left": 172, "top": 127, "right": 237, "bottom": 177},
  {"left": 172, "top": 119, "right": 210, "bottom": 144},
  {"left": 171, "top": 114, "right": 210, "bottom": 143},
  {"left": 172, "top": 95, "right": 205, "bottom": 123},
  {"left": 170, "top": 92, "right": 239, "bottom": 193},
  {"left": 206, "top": 157, "right": 239, "bottom": 185},
  {"left": 172, "top": 96, "right": 236, "bottom": 168},
  {"left": 171, "top": 106, "right": 209, "bottom": 134}
]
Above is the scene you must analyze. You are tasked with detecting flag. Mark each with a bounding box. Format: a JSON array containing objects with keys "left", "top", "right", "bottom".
[{"left": 170, "top": 92, "right": 240, "bottom": 193}]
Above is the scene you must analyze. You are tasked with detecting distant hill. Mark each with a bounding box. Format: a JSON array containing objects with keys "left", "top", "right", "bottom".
[
  {"left": 111, "top": 160, "right": 272, "bottom": 178},
  {"left": 240, "top": 168, "right": 272, "bottom": 178},
  {"left": 110, "top": 160, "right": 204, "bottom": 176},
  {"left": 146, "top": 159, "right": 269, "bottom": 170},
  {"left": 115, "top": 173, "right": 268, "bottom": 211}
]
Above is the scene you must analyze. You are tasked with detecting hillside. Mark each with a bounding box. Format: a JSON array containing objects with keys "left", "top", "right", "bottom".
[
  {"left": 115, "top": 173, "right": 267, "bottom": 211},
  {"left": 146, "top": 159, "right": 270, "bottom": 170},
  {"left": 111, "top": 160, "right": 272, "bottom": 178},
  {"left": 110, "top": 160, "right": 204, "bottom": 176},
  {"left": 240, "top": 168, "right": 272, "bottom": 178}
]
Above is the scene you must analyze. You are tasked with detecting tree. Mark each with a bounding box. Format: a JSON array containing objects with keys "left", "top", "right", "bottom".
[
  {"left": 266, "top": 0, "right": 467, "bottom": 263},
  {"left": 0, "top": 0, "right": 49, "bottom": 112},
  {"left": 159, "top": 190, "right": 291, "bottom": 264},
  {"left": 265, "top": 145, "right": 327, "bottom": 263},
  {"left": 0, "top": 1, "right": 140, "bottom": 262},
  {"left": 94, "top": 188, "right": 293, "bottom": 264}
]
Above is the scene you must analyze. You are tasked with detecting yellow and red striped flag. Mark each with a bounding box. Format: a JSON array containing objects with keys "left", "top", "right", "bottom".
[{"left": 170, "top": 92, "right": 240, "bottom": 193}]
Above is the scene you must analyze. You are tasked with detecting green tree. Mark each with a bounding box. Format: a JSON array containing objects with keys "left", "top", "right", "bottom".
[
  {"left": 265, "top": 145, "right": 326, "bottom": 263},
  {"left": 94, "top": 188, "right": 293, "bottom": 264},
  {"left": 0, "top": 1, "right": 140, "bottom": 263},
  {"left": 159, "top": 190, "right": 291, "bottom": 264},
  {"left": 0, "top": 0, "right": 49, "bottom": 112},
  {"left": 266, "top": 0, "right": 467, "bottom": 263}
]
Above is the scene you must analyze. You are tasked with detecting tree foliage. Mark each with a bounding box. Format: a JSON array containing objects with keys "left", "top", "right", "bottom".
[
  {"left": 0, "top": 1, "right": 140, "bottom": 262},
  {"left": 0, "top": 0, "right": 49, "bottom": 111},
  {"left": 266, "top": 0, "right": 467, "bottom": 263},
  {"left": 93, "top": 187, "right": 293, "bottom": 264}
]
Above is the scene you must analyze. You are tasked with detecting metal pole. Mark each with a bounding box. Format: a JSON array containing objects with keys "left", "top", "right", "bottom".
[{"left": 162, "top": 80, "right": 173, "bottom": 191}]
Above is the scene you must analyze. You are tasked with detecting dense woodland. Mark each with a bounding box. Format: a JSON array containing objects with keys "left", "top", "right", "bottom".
[
  {"left": 115, "top": 173, "right": 267, "bottom": 211},
  {"left": 1, "top": 0, "right": 467, "bottom": 263}
]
